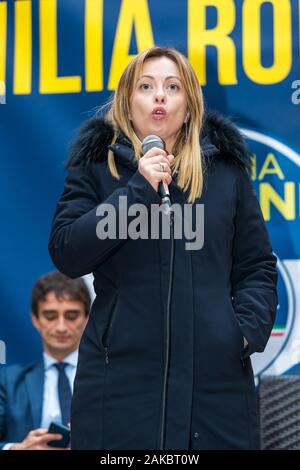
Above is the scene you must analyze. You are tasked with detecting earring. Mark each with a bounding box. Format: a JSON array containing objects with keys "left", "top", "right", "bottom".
[{"left": 185, "top": 121, "right": 188, "bottom": 141}]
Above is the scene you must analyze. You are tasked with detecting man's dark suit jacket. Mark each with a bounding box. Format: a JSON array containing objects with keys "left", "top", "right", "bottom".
[{"left": 0, "top": 362, "right": 44, "bottom": 449}]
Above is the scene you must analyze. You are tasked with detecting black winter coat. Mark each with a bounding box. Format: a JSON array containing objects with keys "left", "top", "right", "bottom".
[{"left": 48, "top": 111, "right": 278, "bottom": 450}]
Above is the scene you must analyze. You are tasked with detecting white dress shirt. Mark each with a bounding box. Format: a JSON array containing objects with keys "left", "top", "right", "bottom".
[
  {"left": 40, "top": 350, "right": 78, "bottom": 429},
  {"left": 3, "top": 350, "right": 78, "bottom": 450}
]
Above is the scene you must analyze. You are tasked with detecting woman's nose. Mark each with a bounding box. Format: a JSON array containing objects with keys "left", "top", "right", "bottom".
[{"left": 154, "top": 87, "right": 166, "bottom": 103}]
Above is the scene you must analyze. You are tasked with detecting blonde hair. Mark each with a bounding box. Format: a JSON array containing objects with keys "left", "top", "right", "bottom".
[{"left": 103, "top": 46, "right": 205, "bottom": 203}]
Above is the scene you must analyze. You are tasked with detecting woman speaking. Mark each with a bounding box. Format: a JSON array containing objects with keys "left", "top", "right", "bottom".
[{"left": 48, "top": 46, "right": 278, "bottom": 450}]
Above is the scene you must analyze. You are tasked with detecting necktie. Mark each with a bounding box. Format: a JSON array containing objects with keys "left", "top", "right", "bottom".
[{"left": 54, "top": 362, "right": 72, "bottom": 426}]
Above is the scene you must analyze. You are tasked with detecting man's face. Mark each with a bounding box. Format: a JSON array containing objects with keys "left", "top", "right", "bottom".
[{"left": 31, "top": 292, "right": 88, "bottom": 359}]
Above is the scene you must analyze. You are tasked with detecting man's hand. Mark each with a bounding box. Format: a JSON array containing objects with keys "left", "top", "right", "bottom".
[
  {"left": 243, "top": 336, "right": 248, "bottom": 348},
  {"left": 9, "top": 428, "right": 69, "bottom": 450}
]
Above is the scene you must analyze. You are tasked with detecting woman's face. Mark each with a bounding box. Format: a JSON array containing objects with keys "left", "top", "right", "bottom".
[{"left": 130, "top": 56, "right": 188, "bottom": 152}]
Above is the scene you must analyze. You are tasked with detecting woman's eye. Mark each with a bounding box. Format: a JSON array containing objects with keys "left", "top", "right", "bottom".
[
  {"left": 168, "top": 83, "right": 179, "bottom": 91},
  {"left": 140, "top": 83, "right": 152, "bottom": 90},
  {"left": 139, "top": 83, "right": 179, "bottom": 91}
]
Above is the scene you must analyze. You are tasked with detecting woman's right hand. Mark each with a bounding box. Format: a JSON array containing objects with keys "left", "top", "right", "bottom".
[{"left": 138, "top": 147, "right": 174, "bottom": 192}]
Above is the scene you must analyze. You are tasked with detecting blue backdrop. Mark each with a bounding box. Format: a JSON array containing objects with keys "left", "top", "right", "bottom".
[{"left": 0, "top": 0, "right": 299, "bottom": 378}]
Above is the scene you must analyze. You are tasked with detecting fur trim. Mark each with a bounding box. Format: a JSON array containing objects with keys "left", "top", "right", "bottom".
[
  {"left": 67, "top": 110, "right": 251, "bottom": 173},
  {"left": 67, "top": 117, "right": 114, "bottom": 168},
  {"left": 201, "top": 110, "right": 252, "bottom": 174}
]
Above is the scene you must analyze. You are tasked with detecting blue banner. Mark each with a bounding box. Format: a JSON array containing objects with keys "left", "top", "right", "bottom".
[{"left": 0, "top": 0, "right": 299, "bottom": 378}]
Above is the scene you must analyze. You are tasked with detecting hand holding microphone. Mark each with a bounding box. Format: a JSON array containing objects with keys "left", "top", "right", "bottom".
[
  {"left": 138, "top": 135, "right": 174, "bottom": 214},
  {"left": 138, "top": 148, "right": 173, "bottom": 192}
]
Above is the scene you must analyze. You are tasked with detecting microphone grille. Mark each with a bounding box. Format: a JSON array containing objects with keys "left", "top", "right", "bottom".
[{"left": 142, "top": 135, "right": 165, "bottom": 154}]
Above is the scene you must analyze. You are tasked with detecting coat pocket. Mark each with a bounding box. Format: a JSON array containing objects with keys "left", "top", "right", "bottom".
[
  {"left": 101, "top": 294, "right": 119, "bottom": 350},
  {"left": 228, "top": 302, "right": 245, "bottom": 358}
]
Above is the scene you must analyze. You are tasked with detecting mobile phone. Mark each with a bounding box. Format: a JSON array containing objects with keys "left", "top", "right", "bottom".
[{"left": 47, "top": 421, "right": 70, "bottom": 448}]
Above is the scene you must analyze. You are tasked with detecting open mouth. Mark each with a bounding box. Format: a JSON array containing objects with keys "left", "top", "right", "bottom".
[
  {"left": 152, "top": 107, "right": 166, "bottom": 114},
  {"left": 152, "top": 109, "right": 167, "bottom": 120}
]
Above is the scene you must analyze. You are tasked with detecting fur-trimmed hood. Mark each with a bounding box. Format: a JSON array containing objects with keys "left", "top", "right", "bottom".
[{"left": 67, "top": 110, "right": 252, "bottom": 174}]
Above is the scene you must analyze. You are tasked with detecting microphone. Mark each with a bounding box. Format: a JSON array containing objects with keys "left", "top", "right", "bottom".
[{"left": 141, "top": 135, "right": 172, "bottom": 215}]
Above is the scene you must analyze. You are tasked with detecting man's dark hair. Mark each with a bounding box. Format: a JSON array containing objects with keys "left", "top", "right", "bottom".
[{"left": 31, "top": 271, "right": 91, "bottom": 317}]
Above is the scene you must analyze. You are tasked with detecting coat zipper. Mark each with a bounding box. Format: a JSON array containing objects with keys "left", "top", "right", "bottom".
[
  {"left": 103, "top": 298, "right": 118, "bottom": 365},
  {"left": 159, "top": 210, "right": 175, "bottom": 450},
  {"left": 105, "top": 347, "right": 109, "bottom": 365}
]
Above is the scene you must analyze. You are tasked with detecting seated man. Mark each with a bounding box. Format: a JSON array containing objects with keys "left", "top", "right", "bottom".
[{"left": 0, "top": 271, "right": 91, "bottom": 450}]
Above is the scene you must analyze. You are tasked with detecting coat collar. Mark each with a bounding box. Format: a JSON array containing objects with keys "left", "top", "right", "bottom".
[{"left": 67, "top": 109, "right": 252, "bottom": 175}]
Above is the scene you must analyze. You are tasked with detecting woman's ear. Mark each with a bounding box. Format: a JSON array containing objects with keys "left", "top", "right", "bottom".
[{"left": 184, "top": 111, "right": 190, "bottom": 123}]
